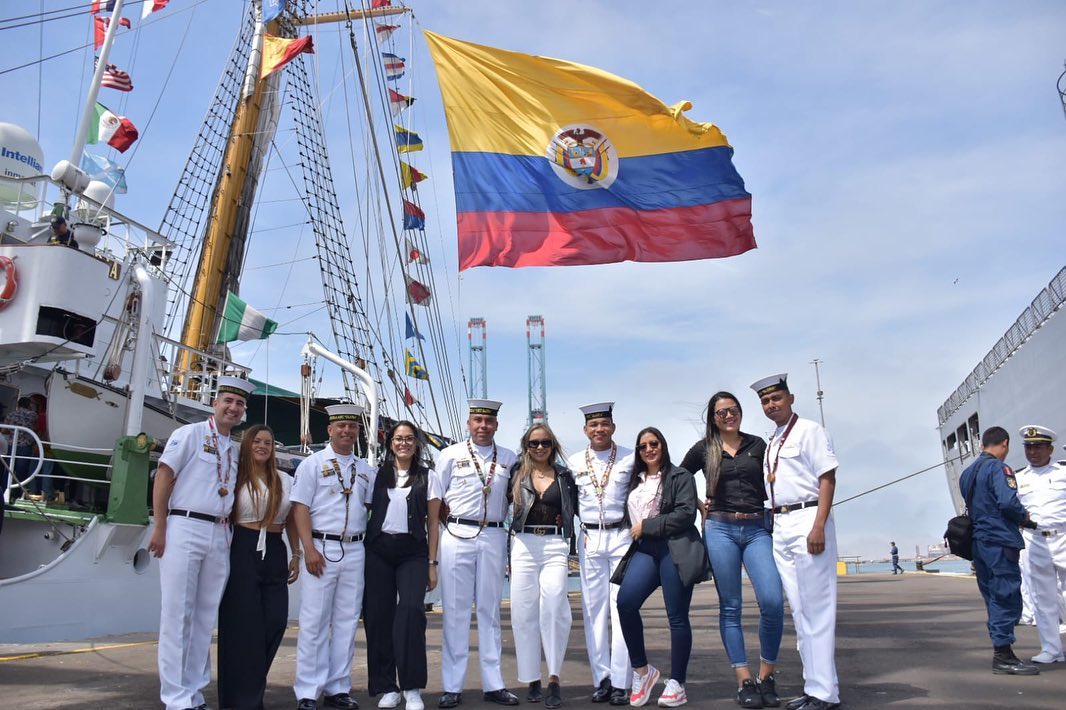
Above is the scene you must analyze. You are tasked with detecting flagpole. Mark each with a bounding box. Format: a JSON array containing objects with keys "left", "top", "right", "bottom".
[{"left": 71, "top": 0, "right": 127, "bottom": 164}]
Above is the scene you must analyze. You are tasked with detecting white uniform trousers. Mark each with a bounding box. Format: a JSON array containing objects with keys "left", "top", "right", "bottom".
[
  {"left": 510, "top": 533, "right": 572, "bottom": 682},
  {"left": 158, "top": 517, "right": 231, "bottom": 710},
  {"left": 1019, "top": 545, "right": 1035, "bottom": 623},
  {"left": 1022, "top": 527, "right": 1066, "bottom": 657},
  {"left": 773, "top": 508, "right": 839, "bottom": 705},
  {"left": 439, "top": 525, "right": 507, "bottom": 692},
  {"left": 294, "top": 541, "right": 366, "bottom": 700},
  {"left": 578, "top": 527, "right": 632, "bottom": 689}
]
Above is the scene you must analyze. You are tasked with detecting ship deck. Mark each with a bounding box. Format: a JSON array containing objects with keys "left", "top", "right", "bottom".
[{"left": 0, "top": 571, "right": 1062, "bottom": 709}]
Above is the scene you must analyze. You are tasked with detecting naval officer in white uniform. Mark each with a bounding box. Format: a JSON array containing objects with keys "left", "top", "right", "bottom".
[
  {"left": 752, "top": 374, "right": 840, "bottom": 710},
  {"left": 291, "top": 404, "right": 376, "bottom": 710},
  {"left": 1014, "top": 425, "right": 1066, "bottom": 664},
  {"left": 150, "top": 375, "right": 254, "bottom": 710},
  {"left": 428, "top": 399, "right": 520, "bottom": 708},
  {"left": 567, "top": 402, "right": 633, "bottom": 706}
]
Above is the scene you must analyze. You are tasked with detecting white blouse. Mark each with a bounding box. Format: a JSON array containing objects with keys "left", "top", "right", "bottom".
[
  {"left": 627, "top": 471, "right": 663, "bottom": 524},
  {"left": 382, "top": 469, "right": 412, "bottom": 534},
  {"left": 233, "top": 471, "right": 293, "bottom": 558}
]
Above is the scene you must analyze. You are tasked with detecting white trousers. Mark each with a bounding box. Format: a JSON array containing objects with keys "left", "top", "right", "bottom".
[
  {"left": 510, "top": 533, "right": 573, "bottom": 682},
  {"left": 439, "top": 525, "right": 507, "bottom": 692},
  {"left": 158, "top": 517, "right": 231, "bottom": 710},
  {"left": 1022, "top": 527, "right": 1066, "bottom": 656},
  {"left": 578, "top": 526, "right": 632, "bottom": 688},
  {"left": 1020, "top": 545, "right": 1035, "bottom": 623},
  {"left": 773, "top": 508, "right": 839, "bottom": 705},
  {"left": 294, "top": 541, "right": 366, "bottom": 700}
]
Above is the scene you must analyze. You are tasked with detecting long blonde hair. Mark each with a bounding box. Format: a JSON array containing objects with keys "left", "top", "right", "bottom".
[
  {"left": 236, "top": 424, "right": 281, "bottom": 527},
  {"left": 511, "top": 423, "right": 565, "bottom": 517}
]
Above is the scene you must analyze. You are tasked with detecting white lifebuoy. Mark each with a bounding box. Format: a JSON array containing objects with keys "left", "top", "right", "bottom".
[{"left": 0, "top": 255, "right": 17, "bottom": 309}]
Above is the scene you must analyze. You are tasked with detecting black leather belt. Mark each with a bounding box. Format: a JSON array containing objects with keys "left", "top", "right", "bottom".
[
  {"left": 169, "top": 509, "right": 226, "bottom": 524},
  {"left": 583, "top": 520, "right": 626, "bottom": 530},
  {"left": 519, "top": 525, "right": 562, "bottom": 536},
  {"left": 447, "top": 515, "right": 504, "bottom": 528},
  {"left": 773, "top": 500, "right": 819, "bottom": 514},
  {"left": 1040, "top": 530, "right": 1060, "bottom": 538},
  {"left": 708, "top": 510, "right": 764, "bottom": 521},
  {"left": 312, "top": 531, "right": 365, "bottom": 543}
]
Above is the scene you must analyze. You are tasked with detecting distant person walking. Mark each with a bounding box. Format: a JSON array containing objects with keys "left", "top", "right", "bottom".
[
  {"left": 959, "top": 426, "right": 1039, "bottom": 676},
  {"left": 890, "top": 542, "right": 904, "bottom": 575}
]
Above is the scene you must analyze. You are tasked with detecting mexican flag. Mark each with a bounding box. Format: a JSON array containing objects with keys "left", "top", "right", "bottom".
[
  {"left": 88, "top": 103, "right": 138, "bottom": 153},
  {"left": 216, "top": 291, "right": 278, "bottom": 343}
]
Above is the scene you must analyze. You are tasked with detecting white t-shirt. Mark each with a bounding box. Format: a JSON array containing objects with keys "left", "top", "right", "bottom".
[{"left": 382, "top": 469, "right": 413, "bottom": 534}]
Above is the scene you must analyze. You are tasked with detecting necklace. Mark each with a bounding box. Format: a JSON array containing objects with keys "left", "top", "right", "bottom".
[
  {"left": 208, "top": 418, "right": 233, "bottom": 497},
  {"left": 765, "top": 413, "right": 799, "bottom": 485},
  {"left": 466, "top": 439, "right": 498, "bottom": 494},
  {"left": 582, "top": 443, "right": 617, "bottom": 540}
]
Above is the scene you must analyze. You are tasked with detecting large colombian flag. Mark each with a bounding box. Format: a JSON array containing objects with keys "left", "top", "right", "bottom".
[{"left": 424, "top": 31, "right": 755, "bottom": 271}]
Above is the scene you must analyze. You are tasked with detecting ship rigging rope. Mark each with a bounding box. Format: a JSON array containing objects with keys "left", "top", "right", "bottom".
[{"left": 832, "top": 460, "right": 948, "bottom": 507}]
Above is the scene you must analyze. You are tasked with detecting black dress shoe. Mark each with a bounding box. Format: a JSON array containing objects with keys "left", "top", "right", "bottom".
[
  {"left": 438, "top": 693, "right": 462, "bottom": 709},
  {"left": 544, "top": 682, "right": 561, "bottom": 709},
  {"left": 590, "top": 678, "right": 612, "bottom": 703},
  {"left": 324, "top": 693, "right": 360, "bottom": 709},
  {"left": 795, "top": 699, "right": 840, "bottom": 710},
  {"left": 992, "top": 652, "right": 1040, "bottom": 675},
  {"left": 483, "top": 689, "right": 520, "bottom": 706},
  {"left": 526, "top": 681, "right": 543, "bottom": 703},
  {"left": 298, "top": 700, "right": 319, "bottom": 710},
  {"left": 608, "top": 688, "right": 628, "bottom": 706},
  {"left": 785, "top": 696, "right": 811, "bottom": 710}
]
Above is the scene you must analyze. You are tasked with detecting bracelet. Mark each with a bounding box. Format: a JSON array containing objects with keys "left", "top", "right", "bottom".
[
  {"left": 292, "top": 551, "right": 303, "bottom": 559},
  {"left": 428, "top": 560, "right": 439, "bottom": 566}
]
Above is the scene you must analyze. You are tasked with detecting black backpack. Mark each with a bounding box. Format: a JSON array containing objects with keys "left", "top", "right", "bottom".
[{"left": 944, "top": 476, "right": 975, "bottom": 561}]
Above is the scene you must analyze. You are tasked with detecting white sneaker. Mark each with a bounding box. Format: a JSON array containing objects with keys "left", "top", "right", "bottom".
[
  {"left": 1059, "top": 622, "right": 1066, "bottom": 635},
  {"left": 657, "top": 679, "right": 687, "bottom": 707},
  {"left": 403, "top": 689, "right": 424, "bottom": 710},
  {"left": 1031, "top": 651, "right": 1065, "bottom": 664},
  {"left": 379, "top": 691, "right": 402, "bottom": 708},
  {"left": 629, "top": 664, "right": 660, "bottom": 707}
]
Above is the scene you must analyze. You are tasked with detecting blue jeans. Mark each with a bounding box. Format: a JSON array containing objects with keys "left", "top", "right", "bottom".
[
  {"left": 704, "top": 517, "right": 784, "bottom": 667},
  {"left": 617, "top": 538, "right": 694, "bottom": 683}
]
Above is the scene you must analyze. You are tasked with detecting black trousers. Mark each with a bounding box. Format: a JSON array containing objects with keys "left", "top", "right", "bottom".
[
  {"left": 217, "top": 525, "right": 289, "bottom": 710},
  {"left": 364, "top": 533, "right": 429, "bottom": 694}
]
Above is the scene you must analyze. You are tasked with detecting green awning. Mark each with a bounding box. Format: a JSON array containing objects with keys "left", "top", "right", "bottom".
[{"left": 249, "top": 378, "right": 301, "bottom": 398}]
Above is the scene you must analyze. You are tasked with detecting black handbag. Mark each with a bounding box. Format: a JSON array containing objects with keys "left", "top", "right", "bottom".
[{"left": 944, "top": 477, "right": 975, "bottom": 561}]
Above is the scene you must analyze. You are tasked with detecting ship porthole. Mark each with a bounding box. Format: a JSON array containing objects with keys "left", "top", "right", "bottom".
[{"left": 132, "top": 548, "right": 151, "bottom": 574}]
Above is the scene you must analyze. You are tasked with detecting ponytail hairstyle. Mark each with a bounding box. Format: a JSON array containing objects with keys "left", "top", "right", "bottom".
[{"left": 703, "top": 392, "right": 741, "bottom": 500}]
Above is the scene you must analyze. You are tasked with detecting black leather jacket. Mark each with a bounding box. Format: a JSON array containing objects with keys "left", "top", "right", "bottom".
[{"left": 507, "top": 461, "right": 578, "bottom": 540}]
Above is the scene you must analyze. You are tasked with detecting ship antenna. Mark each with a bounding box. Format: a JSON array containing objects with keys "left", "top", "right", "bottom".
[{"left": 810, "top": 358, "right": 826, "bottom": 427}]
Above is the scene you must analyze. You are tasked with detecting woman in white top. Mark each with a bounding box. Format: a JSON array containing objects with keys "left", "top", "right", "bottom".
[
  {"left": 364, "top": 420, "right": 438, "bottom": 710},
  {"left": 217, "top": 424, "right": 301, "bottom": 710}
]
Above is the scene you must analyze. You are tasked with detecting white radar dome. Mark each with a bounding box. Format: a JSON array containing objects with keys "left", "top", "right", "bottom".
[{"left": 0, "top": 122, "right": 45, "bottom": 209}]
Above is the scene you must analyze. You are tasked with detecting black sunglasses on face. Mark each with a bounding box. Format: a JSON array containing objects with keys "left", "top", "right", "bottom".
[
  {"left": 527, "top": 439, "right": 553, "bottom": 449},
  {"left": 638, "top": 440, "right": 661, "bottom": 452}
]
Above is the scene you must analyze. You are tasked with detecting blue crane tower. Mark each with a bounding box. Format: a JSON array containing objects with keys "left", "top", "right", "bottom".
[
  {"left": 527, "top": 315, "right": 547, "bottom": 428},
  {"left": 467, "top": 317, "right": 487, "bottom": 399}
]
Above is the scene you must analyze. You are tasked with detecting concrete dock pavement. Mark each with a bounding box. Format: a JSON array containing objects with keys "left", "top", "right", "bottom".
[{"left": 0, "top": 572, "right": 1062, "bottom": 709}]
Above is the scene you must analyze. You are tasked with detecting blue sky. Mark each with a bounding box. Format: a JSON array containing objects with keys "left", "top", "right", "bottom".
[{"left": 3, "top": 1, "right": 1065, "bottom": 559}]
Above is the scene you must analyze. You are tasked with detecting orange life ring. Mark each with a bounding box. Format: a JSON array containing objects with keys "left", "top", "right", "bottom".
[{"left": 0, "top": 255, "right": 17, "bottom": 309}]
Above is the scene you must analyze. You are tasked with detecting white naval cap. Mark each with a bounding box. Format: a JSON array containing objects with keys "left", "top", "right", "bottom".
[
  {"left": 468, "top": 398, "right": 503, "bottom": 415},
  {"left": 216, "top": 375, "right": 255, "bottom": 400},
  {"left": 326, "top": 403, "right": 366, "bottom": 422},
  {"left": 1020, "top": 425, "right": 1056, "bottom": 444},
  {"left": 579, "top": 402, "right": 615, "bottom": 421},
  {"left": 750, "top": 373, "right": 789, "bottom": 397}
]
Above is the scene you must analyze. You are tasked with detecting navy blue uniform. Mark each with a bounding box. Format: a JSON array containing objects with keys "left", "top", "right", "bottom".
[{"left": 959, "top": 452, "right": 1029, "bottom": 646}]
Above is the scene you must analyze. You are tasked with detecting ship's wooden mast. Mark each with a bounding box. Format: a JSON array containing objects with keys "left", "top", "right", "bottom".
[{"left": 177, "top": 3, "right": 407, "bottom": 383}]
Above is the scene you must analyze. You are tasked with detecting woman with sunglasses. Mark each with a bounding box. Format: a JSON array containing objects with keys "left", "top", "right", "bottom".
[
  {"left": 507, "top": 423, "right": 577, "bottom": 708},
  {"left": 614, "top": 427, "right": 708, "bottom": 708},
  {"left": 680, "top": 392, "right": 783, "bottom": 709},
  {"left": 217, "top": 424, "right": 301, "bottom": 710},
  {"left": 364, "top": 421, "right": 437, "bottom": 710}
]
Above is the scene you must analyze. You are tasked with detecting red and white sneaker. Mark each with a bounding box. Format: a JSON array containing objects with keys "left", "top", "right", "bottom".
[
  {"left": 629, "top": 665, "right": 660, "bottom": 707},
  {"left": 657, "top": 679, "right": 686, "bottom": 707}
]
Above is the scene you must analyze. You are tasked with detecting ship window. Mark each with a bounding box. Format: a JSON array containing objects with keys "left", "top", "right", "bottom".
[
  {"left": 35, "top": 306, "right": 96, "bottom": 347},
  {"left": 945, "top": 433, "right": 957, "bottom": 452},
  {"left": 968, "top": 413, "right": 980, "bottom": 443},
  {"left": 957, "top": 425, "right": 971, "bottom": 456}
]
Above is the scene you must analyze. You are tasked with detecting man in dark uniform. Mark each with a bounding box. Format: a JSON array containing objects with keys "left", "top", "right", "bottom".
[
  {"left": 959, "top": 426, "right": 1039, "bottom": 675},
  {"left": 890, "top": 542, "right": 903, "bottom": 574},
  {"left": 48, "top": 216, "right": 79, "bottom": 249}
]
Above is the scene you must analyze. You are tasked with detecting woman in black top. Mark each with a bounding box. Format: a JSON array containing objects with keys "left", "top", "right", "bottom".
[
  {"left": 364, "top": 421, "right": 438, "bottom": 710},
  {"left": 681, "top": 392, "right": 784, "bottom": 708},
  {"left": 507, "top": 423, "right": 576, "bottom": 709}
]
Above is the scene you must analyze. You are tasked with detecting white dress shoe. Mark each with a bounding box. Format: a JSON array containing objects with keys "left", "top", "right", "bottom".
[
  {"left": 379, "top": 691, "right": 402, "bottom": 708},
  {"left": 403, "top": 690, "right": 424, "bottom": 710},
  {"left": 1030, "top": 651, "right": 1065, "bottom": 664}
]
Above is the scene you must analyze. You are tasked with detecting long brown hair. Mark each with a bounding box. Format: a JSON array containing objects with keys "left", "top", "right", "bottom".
[
  {"left": 703, "top": 391, "right": 741, "bottom": 499},
  {"left": 511, "top": 423, "right": 565, "bottom": 517},
  {"left": 236, "top": 424, "right": 282, "bottom": 527}
]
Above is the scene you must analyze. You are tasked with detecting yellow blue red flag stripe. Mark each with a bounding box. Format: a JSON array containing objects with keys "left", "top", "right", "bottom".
[{"left": 424, "top": 31, "right": 755, "bottom": 270}]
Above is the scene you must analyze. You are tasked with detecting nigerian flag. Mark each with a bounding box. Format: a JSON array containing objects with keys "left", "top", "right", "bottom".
[{"left": 216, "top": 291, "right": 278, "bottom": 343}]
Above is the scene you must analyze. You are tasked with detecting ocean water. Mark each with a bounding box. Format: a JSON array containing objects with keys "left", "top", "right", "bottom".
[{"left": 843, "top": 559, "right": 973, "bottom": 575}]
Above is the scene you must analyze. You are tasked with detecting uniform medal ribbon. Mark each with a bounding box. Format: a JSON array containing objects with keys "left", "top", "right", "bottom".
[
  {"left": 766, "top": 413, "right": 799, "bottom": 512},
  {"left": 208, "top": 417, "right": 233, "bottom": 498}
]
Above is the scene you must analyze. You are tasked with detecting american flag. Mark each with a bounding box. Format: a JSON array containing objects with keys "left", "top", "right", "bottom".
[{"left": 101, "top": 64, "right": 133, "bottom": 92}]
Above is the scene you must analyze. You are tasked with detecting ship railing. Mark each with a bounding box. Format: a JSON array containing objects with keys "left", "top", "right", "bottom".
[
  {"left": 1, "top": 424, "right": 44, "bottom": 492},
  {"left": 937, "top": 266, "right": 1066, "bottom": 425},
  {"left": 154, "top": 333, "right": 252, "bottom": 407},
  {"left": 0, "top": 174, "right": 175, "bottom": 269},
  {"left": 2, "top": 429, "right": 115, "bottom": 496}
]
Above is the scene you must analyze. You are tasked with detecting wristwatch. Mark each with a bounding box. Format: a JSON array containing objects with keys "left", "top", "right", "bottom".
[{"left": 429, "top": 560, "right": 439, "bottom": 566}]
